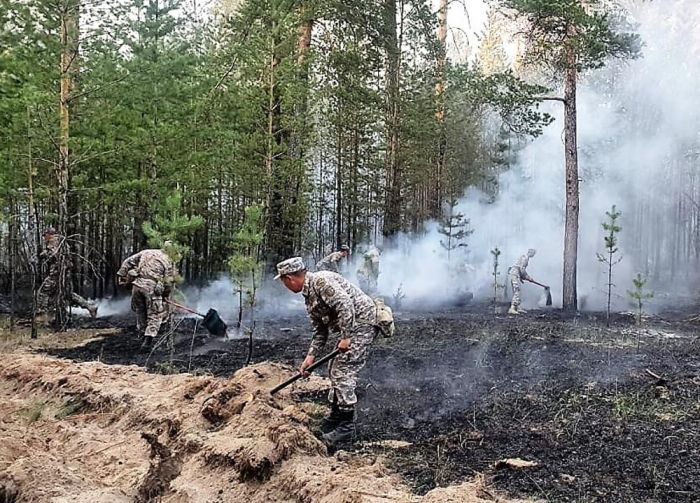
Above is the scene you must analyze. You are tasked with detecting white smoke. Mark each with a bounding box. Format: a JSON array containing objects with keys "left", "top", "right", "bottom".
[{"left": 374, "top": 1, "right": 700, "bottom": 312}]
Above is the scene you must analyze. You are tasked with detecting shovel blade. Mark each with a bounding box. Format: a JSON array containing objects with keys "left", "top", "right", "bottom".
[{"left": 202, "top": 309, "right": 228, "bottom": 337}]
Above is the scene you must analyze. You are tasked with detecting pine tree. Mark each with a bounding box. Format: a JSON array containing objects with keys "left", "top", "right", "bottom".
[
  {"left": 596, "top": 205, "right": 622, "bottom": 326},
  {"left": 228, "top": 204, "right": 265, "bottom": 364},
  {"left": 501, "top": 0, "right": 640, "bottom": 311},
  {"left": 438, "top": 198, "right": 473, "bottom": 263},
  {"left": 627, "top": 273, "right": 653, "bottom": 325}
]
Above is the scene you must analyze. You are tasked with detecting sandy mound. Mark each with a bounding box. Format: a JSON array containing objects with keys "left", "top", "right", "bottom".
[{"left": 0, "top": 353, "right": 534, "bottom": 502}]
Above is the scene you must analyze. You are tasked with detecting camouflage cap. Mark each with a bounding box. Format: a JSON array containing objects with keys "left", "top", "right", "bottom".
[
  {"left": 339, "top": 244, "right": 350, "bottom": 252},
  {"left": 274, "top": 257, "right": 306, "bottom": 280},
  {"left": 527, "top": 248, "right": 537, "bottom": 257}
]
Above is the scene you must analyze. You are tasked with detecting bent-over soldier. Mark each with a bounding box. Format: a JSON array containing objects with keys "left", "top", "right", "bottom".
[
  {"left": 38, "top": 228, "right": 97, "bottom": 318},
  {"left": 316, "top": 245, "right": 350, "bottom": 274},
  {"left": 117, "top": 246, "right": 176, "bottom": 349},
  {"left": 508, "top": 248, "right": 547, "bottom": 314},
  {"left": 276, "top": 257, "right": 377, "bottom": 447},
  {"left": 357, "top": 246, "right": 380, "bottom": 295}
]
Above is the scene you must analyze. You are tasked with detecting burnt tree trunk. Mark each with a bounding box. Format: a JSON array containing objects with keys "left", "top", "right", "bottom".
[{"left": 562, "top": 50, "right": 579, "bottom": 311}]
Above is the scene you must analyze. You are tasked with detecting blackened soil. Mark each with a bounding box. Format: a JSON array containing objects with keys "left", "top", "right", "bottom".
[{"left": 43, "top": 303, "right": 700, "bottom": 502}]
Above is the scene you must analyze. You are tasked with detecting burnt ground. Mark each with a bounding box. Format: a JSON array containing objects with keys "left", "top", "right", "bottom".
[{"left": 41, "top": 302, "right": 700, "bottom": 502}]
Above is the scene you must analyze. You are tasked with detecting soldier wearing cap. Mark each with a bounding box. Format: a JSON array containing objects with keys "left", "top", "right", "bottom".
[
  {"left": 276, "top": 256, "right": 377, "bottom": 447},
  {"left": 508, "top": 248, "right": 547, "bottom": 314},
  {"left": 38, "top": 228, "right": 98, "bottom": 318},
  {"left": 316, "top": 245, "right": 351, "bottom": 274},
  {"left": 117, "top": 243, "right": 177, "bottom": 350}
]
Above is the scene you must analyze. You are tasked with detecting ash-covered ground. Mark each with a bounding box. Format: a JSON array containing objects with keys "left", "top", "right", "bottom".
[{"left": 44, "top": 302, "right": 700, "bottom": 502}]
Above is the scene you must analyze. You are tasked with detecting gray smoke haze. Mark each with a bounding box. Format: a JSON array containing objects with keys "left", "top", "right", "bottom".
[
  {"left": 100, "top": 1, "right": 698, "bottom": 319},
  {"left": 374, "top": 0, "right": 700, "bottom": 313}
]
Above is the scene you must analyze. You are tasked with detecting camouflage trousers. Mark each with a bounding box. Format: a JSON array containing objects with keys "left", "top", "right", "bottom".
[
  {"left": 37, "top": 267, "right": 92, "bottom": 311},
  {"left": 509, "top": 270, "right": 522, "bottom": 308},
  {"left": 358, "top": 274, "right": 378, "bottom": 297},
  {"left": 328, "top": 324, "right": 377, "bottom": 407},
  {"left": 131, "top": 285, "right": 169, "bottom": 338}
]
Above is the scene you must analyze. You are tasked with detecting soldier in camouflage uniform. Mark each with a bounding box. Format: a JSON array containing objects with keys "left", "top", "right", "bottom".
[
  {"left": 508, "top": 248, "right": 547, "bottom": 315},
  {"left": 276, "top": 256, "right": 378, "bottom": 447},
  {"left": 316, "top": 245, "right": 350, "bottom": 273},
  {"left": 117, "top": 247, "right": 176, "bottom": 350},
  {"left": 38, "top": 228, "right": 98, "bottom": 318},
  {"left": 357, "top": 246, "right": 380, "bottom": 295}
]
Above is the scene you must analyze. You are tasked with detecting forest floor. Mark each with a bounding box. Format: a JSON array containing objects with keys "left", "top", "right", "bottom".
[{"left": 1, "top": 301, "right": 700, "bottom": 502}]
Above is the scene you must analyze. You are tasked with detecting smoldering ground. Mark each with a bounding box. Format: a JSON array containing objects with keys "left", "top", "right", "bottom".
[{"left": 46, "top": 302, "right": 700, "bottom": 501}]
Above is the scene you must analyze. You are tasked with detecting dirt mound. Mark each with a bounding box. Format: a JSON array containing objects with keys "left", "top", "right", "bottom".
[{"left": 0, "top": 353, "right": 528, "bottom": 502}]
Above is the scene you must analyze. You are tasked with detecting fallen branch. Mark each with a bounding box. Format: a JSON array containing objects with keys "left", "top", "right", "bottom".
[{"left": 70, "top": 439, "right": 129, "bottom": 460}]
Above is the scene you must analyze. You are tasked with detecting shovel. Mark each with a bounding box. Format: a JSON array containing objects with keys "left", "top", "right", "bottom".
[
  {"left": 527, "top": 279, "right": 553, "bottom": 306},
  {"left": 164, "top": 299, "right": 228, "bottom": 337},
  {"left": 270, "top": 349, "right": 341, "bottom": 395}
]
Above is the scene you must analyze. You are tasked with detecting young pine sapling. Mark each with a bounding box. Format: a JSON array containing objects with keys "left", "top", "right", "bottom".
[
  {"left": 393, "top": 283, "right": 406, "bottom": 310},
  {"left": 490, "top": 247, "right": 502, "bottom": 313},
  {"left": 438, "top": 198, "right": 474, "bottom": 264},
  {"left": 596, "top": 205, "right": 622, "bottom": 326},
  {"left": 228, "top": 205, "right": 264, "bottom": 365},
  {"left": 627, "top": 273, "right": 653, "bottom": 325}
]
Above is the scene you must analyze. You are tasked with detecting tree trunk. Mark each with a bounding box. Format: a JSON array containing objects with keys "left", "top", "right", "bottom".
[
  {"left": 27, "top": 107, "right": 39, "bottom": 338},
  {"left": 56, "top": 0, "right": 80, "bottom": 327},
  {"left": 433, "top": 0, "right": 448, "bottom": 218},
  {"left": 382, "top": 0, "right": 403, "bottom": 243},
  {"left": 562, "top": 50, "right": 579, "bottom": 311}
]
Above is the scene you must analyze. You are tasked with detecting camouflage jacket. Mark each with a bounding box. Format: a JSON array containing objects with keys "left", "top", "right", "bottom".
[
  {"left": 358, "top": 250, "right": 380, "bottom": 278},
  {"left": 509, "top": 255, "right": 532, "bottom": 281},
  {"left": 316, "top": 251, "right": 345, "bottom": 273},
  {"left": 40, "top": 234, "right": 66, "bottom": 264},
  {"left": 117, "top": 249, "right": 175, "bottom": 295},
  {"left": 302, "top": 271, "right": 376, "bottom": 356}
]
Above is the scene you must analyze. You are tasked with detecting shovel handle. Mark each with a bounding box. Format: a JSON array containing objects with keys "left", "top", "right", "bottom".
[
  {"left": 270, "top": 349, "right": 341, "bottom": 395},
  {"left": 164, "top": 299, "right": 206, "bottom": 318}
]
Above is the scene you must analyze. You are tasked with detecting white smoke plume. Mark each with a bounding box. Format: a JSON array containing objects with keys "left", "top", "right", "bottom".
[{"left": 375, "top": 0, "right": 700, "bottom": 312}]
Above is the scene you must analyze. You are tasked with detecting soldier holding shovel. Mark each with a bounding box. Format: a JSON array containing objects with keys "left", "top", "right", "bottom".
[
  {"left": 275, "top": 257, "right": 378, "bottom": 448},
  {"left": 508, "top": 248, "right": 550, "bottom": 315}
]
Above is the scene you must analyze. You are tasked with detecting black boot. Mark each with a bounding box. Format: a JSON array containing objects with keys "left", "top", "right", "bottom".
[
  {"left": 320, "top": 403, "right": 344, "bottom": 434},
  {"left": 322, "top": 407, "right": 355, "bottom": 448},
  {"left": 140, "top": 336, "right": 154, "bottom": 352}
]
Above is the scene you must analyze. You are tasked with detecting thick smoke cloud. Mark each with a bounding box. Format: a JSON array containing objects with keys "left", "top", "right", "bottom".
[
  {"left": 376, "top": 1, "right": 700, "bottom": 312},
  {"left": 102, "top": 2, "right": 697, "bottom": 319}
]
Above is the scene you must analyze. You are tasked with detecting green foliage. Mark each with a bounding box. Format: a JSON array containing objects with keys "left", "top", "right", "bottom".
[
  {"left": 438, "top": 199, "right": 474, "bottom": 263},
  {"left": 468, "top": 70, "right": 555, "bottom": 137},
  {"left": 597, "top": 205, "right": 622, "bottom": 325},
  {"left": 228, "top": 204, "right": 265, "bottom": 327},
  {"left": 500, "top": 0, "right": 641, "bottom": 73},
  {"left": 600, "top": 205, "right": 622, "bottom": 256},
  {"left": 143, "top": 190, "right": 204, "bottom": 261},
  {"left": 627, "top": 273, "right": 653, "bottom": 325}
]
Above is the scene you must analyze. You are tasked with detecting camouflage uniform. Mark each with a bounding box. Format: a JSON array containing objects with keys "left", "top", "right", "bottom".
[
  {"left": 316, "top": 251, "right": 346, "bottom": 273},
  {"left": 357, "top": 248, "right": 380, "bottom": 295},
  {"left": 117, "top": 249, "right": 175, "bottom": 338},
  {"left": 303, "top": 270, "right": 377, "bottom": 406},
  {"left": 37, "top": 233, "right": 94, "bottom": 313},
  {"left": 509, "top": 254, "right": 533, "bottom": 310}
]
